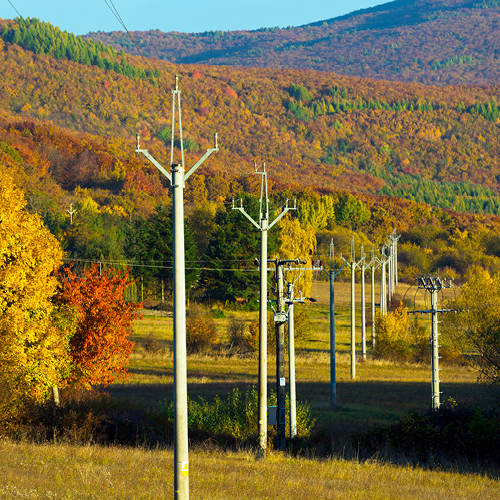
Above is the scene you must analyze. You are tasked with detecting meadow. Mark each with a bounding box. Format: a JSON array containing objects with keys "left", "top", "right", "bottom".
[{"left": 1, "top": 279, "right": 497, "bottom": 499}]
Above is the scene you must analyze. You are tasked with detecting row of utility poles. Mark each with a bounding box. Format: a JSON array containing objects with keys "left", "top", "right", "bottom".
[
  {"left": 326, "top": 230, "right": 400, "bottom": 390},
  {"left": 134, "top": 77, "right": 448, "bottom": 499}
]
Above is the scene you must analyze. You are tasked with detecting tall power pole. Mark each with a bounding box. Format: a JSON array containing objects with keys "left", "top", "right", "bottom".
[
  {"left": 387, "top": 230, "right": 400, "bottom": 300},
  {"left": 340, "top": 238, "right": 364, "bottom": 379},
  {"left": 321, "top": 241, "right": 345, "bottom": 405},
  {"left": 360, "top": 245, "right": 367, "bottom": 360},
  {"left": 233, "top": 167, "right": 294, "bottom": 454},
  {"left": 67, "top": 203, "right": 77, "bottom": 224},
  {"left": 369, "top": 249, "right": 382, "bottom": 349},
  {"left": 379, "top": 246, "right": 389, "bottom": 315},
  {"left": 284, "top": 265, "right": 318, "bottom": 436},
  {"left": 135, "top": 76, "right": 218, "bottom": 500},
  {"left": 411, "top": 275, "right": 453, "bottom": 410},
  {"left": 270, "top": 257, "right": 304, "bottom": 450}
]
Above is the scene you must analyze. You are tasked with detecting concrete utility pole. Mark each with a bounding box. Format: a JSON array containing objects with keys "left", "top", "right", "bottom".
[
  {"left": 270, "top": 257, "right": 305, "bottom": 450},
  {"left": 320, "top": 241, "right": 345, "bottom": 405},
  {"left": 67, "top": 203, "right": 77, "bottom": 224},
  {"left": 340, "top": 238, "right": 364, "bottom": 380},
  {"left": 135, "top": 76, "right": 218, "bottom": 500},
  {"left": 387, "top": 230, "right": 401, "bottom": 300},
  {"left": 286, "top": 282, "right": 298, "bottom": 439},
  {"left": 410, "top": 275, "right": 453, "bottom": 410},
  {"left": 379, "top": 246, "right": 389, "bottom": 316},
  {"left": 360, "top": 245, "right": 367, "bottom": 360},
  {"left": 284, "top": 267, "right": 318, "bottom": 437},
  {"left": 233, "top": 168, "right": 295, "bottom": 454},
  {"left": 369, "top": 249, "right": 382, "bottom": 349}
]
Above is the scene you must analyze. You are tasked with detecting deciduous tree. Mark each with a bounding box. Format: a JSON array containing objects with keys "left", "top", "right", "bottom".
[
  {"left": 56, "top": 263, "right": 141, "bottom": 387},
  {"left": 0, "top": 172, "right": 71, "bottom": 412}
]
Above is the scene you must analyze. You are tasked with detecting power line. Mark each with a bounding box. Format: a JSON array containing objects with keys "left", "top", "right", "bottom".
[
  {"left": 7, "top": 0, "right": 21, "bottom": 17},
  {"left": 101, "top": 0, "right": 169, "bottom": 93},
  {"left": 63, "top": 257, "right": 257, "bottom": 273}
]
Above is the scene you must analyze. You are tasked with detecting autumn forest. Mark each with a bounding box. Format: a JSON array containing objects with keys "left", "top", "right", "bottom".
[{"left": 3, "top": 1, "right": 500, "bottom": 489}]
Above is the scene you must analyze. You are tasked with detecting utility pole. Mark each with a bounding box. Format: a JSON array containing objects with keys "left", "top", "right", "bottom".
[
  {"left": 379, "top": 246, "right": 389, "bottom": 315},
  {"left": 387, "top": 230, "right": 401, "bottom": 300},
  {"left": 284, "top": 266, "right": 318, "bottom": 437},
  {"left": 233, "top": 167, "right": 295, "bottom": 454},
  {"left": 340, "top": 237, "right": 364, "bottom": 379},
  {"left": 369, "top": 249, "right": 381, "bottom": 349},
  {"left": 360, "top": 245, "right": 367, "bottom": 360},
  {"left": 135, "top": 75, "right": 218, "bottom": 500},
  {"left": 270, "top": 257, "right": 304, "bottom": 450},
  {"left": 286, "top": 281, "right": 297, "bottom": 439},
  {"left": 67, "top": 203, "right": 77, "bottom": 224},
  {"left": 410, "top": 275, "right": 453, "bottom": 410},
  {"left": 321, "top": 241, "right": 345, "bottom": 404}
]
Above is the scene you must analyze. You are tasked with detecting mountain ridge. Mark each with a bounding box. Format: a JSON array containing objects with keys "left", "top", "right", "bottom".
[{"left": 84, "top": 0, "right": 500, "bottom": 86}]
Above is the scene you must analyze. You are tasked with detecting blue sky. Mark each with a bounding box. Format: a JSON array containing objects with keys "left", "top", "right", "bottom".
[{"left": 1, "top": 0, "right": 387, "bottom": 35}]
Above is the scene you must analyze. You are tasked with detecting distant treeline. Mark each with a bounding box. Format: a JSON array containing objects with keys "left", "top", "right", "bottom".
[
  {"left": 0, "top": 17, "right": 160, "bottom": 80},
  {"left": 287, "top": 84, "right": 500, "bottom": 122}
]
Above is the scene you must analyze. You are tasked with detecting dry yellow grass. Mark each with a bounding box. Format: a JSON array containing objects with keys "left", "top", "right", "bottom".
[
  {"left": 310, "top": 279, "right": 457, "bottom": 309},
  {"left": 2, "top": 293, "right": 497, "bottom": 499},
  {"left": 0, "top": 439, "right": 498, "bottom": 499}
]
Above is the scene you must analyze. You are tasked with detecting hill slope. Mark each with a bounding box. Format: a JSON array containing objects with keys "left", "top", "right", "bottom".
[
  {"left": 1, "top": 18, "right": 500, "bottom": 215},
  {"left": 84, "top": 0, "right": 500, "bottom": 86}
]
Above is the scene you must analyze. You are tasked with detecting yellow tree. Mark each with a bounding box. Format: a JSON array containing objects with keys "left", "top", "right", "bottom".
[
  {"left": 445, "top": 267, "right": 500, "bottom": 391},
  {"left": 278, "top": 216, "right": 317, "bottom": 298},
  {"left": 0, "top": 172, "right": 71, "bottom": 416}
]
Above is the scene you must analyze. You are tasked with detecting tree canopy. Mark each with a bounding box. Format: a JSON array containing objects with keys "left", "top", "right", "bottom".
[{"left": 0, "top": 172, "right": 70, "bottom": 413}]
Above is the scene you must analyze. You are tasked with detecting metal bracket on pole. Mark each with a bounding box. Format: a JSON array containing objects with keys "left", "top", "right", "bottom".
[{"left": 136, "top": 134, "right": 172, "bottom": 181}]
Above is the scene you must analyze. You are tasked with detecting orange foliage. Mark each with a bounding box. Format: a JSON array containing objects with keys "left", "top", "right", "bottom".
[{"left": 56, "top": 264, "right": 142, "bottom": 387}]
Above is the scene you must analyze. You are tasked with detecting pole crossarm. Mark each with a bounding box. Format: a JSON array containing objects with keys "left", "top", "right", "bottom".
[
  {"left": 269, "top": 199, "right": 297, "bottom": 229},
  {"left": 135, "top": 137, "right": 172, "bottom": 181},
  {"left": 185, "top": 138, "right": 219, "bottom": 180},
  {"left": 416, "top": 275, "right": 453, "bottom": 291},
  {"left": 232, "top": 197, "right": 296, "bottom": 231},
  {"left": 232, "top": 198, "right": 261, "bottom": 229}
]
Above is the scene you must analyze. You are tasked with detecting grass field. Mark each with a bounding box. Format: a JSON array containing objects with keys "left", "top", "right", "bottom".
[
  {"left": 1, "top": 279, "right": 497, "bottom": 499},
  {"left": 1, "top": 440, "right": 499, "bottom": 499}
]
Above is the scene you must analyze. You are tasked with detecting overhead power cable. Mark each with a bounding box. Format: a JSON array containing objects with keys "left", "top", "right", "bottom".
[
  {"left": 62, "top": 257, "right": 257, "bottom": 273},
  {"left": 7, "top": 0, "right": 21, "bottom": 17},
  {"left": 102, "top": 0, "right": 170, "bottom": 94}
]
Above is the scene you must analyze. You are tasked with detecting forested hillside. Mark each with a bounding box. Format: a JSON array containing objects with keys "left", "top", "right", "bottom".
[
  {"left": 2, "top": 16, "right": 500, "bottom": 292},
  {"left": 84, "top": 0, "right": 500, "bottom": 86},
  {"left": 1, "top": 17, "right": 500, "bottom": 215}
]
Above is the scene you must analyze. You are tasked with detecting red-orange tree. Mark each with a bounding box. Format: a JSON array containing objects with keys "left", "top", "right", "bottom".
[{"left": 56, "top": 264, "right": 141, "bottom": 387}]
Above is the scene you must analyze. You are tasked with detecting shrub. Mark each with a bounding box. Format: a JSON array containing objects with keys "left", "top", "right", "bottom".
[
  {"left": 374, "top": 303, "right": 411, "bottom": 362},
  {"left": 353, "top": 399, "right": 500, "bottom": 465},
  {"left": 185, "top": 304, "right": 217, "bottom": 354},
  {"left": 159, "top": 386, "right": 316, "bottom": 443},
  {"left": 247, "top": 320, "right": 259, "bottom": 354},
  {"left": 226, "top": 318, "right": 250, "bottom": 355},
  {"left": 212, "top": 307, "right": 226, "bottom": 318}
]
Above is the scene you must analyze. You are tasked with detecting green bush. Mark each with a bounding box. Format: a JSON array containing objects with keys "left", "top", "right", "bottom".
[
  {"left": 212, "top": 307, "right": 226, "bottom": 318},
  {"left": 353, "top": 399, "right": 500, "bottom": 465},
  {"left": 159, "top": 386, "right": 316, "bottom": 442}
]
